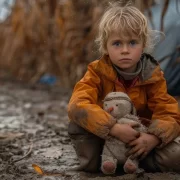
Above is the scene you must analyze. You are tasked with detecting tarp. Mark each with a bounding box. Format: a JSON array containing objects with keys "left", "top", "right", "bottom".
[{"left": 147, "top": 0, "right": 180, "bottom": 95}]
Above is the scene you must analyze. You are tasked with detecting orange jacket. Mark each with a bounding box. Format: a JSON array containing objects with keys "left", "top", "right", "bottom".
[{"left": 68, "top": 54, "right": 180, "bottom": 147}]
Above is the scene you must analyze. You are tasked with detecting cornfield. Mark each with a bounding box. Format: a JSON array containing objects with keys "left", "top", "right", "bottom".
[{"left": 0, "top": 0, "right": 177, "bottom": 88}]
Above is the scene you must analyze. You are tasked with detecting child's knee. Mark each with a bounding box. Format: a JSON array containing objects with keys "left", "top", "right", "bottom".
[
  {"left": 68, "top": 121, "right": 88, "bottom": 136},
  {"left": 155, "top": 137, "right": 180, "bottom": 172},
  {"left": 68, "top": 121, "right": 104, "bottom": 172}
]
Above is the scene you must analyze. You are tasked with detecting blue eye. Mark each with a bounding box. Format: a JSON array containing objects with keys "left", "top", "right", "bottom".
[
  {"left": 113, "top": 41, "right": 121, "bottom": 46},
  {"left": 129, "top": 40, "right": 137, "bottom": 46}
]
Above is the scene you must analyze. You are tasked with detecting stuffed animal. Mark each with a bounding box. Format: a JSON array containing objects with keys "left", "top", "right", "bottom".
[{"left": 101, "top": 92, "right": 147, "bottom": 175}]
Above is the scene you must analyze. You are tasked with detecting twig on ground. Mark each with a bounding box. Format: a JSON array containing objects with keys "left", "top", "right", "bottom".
[{"left": 11, "top": 142, "right": 33, "bottom": 164}]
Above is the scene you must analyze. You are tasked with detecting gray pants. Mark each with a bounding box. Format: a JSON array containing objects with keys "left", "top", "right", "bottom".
[{"left": 68, "top": 121, "right": 180, "bottom": 173}]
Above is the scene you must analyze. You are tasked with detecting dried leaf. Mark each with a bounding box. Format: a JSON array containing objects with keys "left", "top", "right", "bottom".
[
  {"left": 32, "top": 164, "right": 71, "bottom": 177},
  {"left": 32, "top": 164, "right": 44, "bottom": 175}
]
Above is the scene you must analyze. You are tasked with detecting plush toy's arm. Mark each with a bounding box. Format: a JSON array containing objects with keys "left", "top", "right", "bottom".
[{"left": 118, "top": 115, "right": 147, "bottom": 132}]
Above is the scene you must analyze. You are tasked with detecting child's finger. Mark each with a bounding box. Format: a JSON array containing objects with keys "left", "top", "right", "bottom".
[
  {"left": 125, "top": 145, "right": 139, "bottom": 157},
  {"left": 130, "top": 149, "right": 144, "bottom": 160},
  {"left": 136, "top": 132, "right": 141, "bottom": 138},
  {"left": 139, "top": 151, "right": 148, "bottom": 160},
  {"left": 129, "top": 122, "right": 140, "bottom": 127},
  {"left": 128, "top": 138, "right": 138, "bottom": 147}
]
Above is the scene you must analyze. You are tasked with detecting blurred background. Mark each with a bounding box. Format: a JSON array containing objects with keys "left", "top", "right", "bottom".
[{"left": 0, "top": 0, "right": 179, "bottom": 96}]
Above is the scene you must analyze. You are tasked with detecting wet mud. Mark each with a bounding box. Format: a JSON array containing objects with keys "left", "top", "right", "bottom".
[{"left": 0, "top": 80, "right": 180, "bottom": 180}]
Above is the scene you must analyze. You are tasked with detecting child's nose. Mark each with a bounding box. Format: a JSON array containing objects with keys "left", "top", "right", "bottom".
[
  {"left": 107, "top": 107, "right": 114, "bottom": 113},
  {"left": 122, "top": 44, "right": 129, "bottom": 53}
]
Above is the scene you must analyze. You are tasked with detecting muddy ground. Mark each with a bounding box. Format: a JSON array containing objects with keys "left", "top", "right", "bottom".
[{"left": 0, "top": 80, "right": 180, "bottom": 180}]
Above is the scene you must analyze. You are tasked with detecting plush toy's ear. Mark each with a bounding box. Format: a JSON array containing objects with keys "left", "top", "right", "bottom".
[{"left": 131, "top": 105, "right": 137, "bottom": 115}]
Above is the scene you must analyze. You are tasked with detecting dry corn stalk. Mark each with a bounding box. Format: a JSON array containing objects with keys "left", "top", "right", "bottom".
[
  {"left": 0, "top": 0, "right": 173, "bottom": 88},
  {"left": 0, "top": 0, "right": 111, "bottom": 88}
]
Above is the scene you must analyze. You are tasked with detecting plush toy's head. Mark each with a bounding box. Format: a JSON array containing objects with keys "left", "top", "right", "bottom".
[{"left": 103, "top": 92, "right": 136, "bottom": 118}]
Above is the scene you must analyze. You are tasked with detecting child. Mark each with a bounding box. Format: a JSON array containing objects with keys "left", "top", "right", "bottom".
[{"left": 67, "top": 1, "right": 180, "bottom": 174}]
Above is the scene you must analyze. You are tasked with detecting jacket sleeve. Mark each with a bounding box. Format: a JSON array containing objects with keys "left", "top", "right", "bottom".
[
  {"left": 67, "top": 63, "right": 116, "bottom": 139},
  {"left": 146, "top": 73, "right": 180, "bottom": 148}
]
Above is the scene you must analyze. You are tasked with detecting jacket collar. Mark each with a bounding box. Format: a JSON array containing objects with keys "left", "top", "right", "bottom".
[{"left": 94, "top": 53, "right": 162, "bottom": 85}]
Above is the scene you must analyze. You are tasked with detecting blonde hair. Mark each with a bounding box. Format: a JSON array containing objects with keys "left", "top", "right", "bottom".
[{"left": 95, "top": 2, "right": 155, "bottom": 55}]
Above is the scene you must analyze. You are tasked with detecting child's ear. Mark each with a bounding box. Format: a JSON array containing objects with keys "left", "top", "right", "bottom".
[
  {"left": 104, "top": 49, "right": 108, "bottom": 55},
  {"left": 103, "top": 46, "right": 108, "bottom": 55}
]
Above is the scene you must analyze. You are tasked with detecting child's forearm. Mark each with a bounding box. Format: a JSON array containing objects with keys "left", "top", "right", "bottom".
[
  {"left": 109, "top": 123, "right": 121, "bottom": 138},
  {"left": 109, "top": 123, "right": 141, "bottom": 143}
]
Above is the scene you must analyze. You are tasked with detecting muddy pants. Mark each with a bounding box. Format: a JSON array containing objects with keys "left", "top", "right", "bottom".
[{"left": 68, "top": 121, "right": 180, "bottom": 173}]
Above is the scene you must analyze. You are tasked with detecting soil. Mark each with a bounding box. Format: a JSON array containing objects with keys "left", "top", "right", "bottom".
[{"left": 0, "top": 80, "right": 180, "bottom": 180}]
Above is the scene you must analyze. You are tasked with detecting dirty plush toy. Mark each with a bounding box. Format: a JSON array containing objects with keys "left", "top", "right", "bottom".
[{"left": 101, "top": 92, "right": 147, "bottom": 175}]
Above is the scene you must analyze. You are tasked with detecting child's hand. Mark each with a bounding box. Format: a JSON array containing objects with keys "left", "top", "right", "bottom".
[
  {"left": 126, "top": 132, "right": 160, "bottom": 160},
  {"left": 109, "top": 123, "right": 140, "bottom": 143}
]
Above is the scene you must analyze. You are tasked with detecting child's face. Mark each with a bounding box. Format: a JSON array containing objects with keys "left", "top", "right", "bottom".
[{"left": 106, "top": 32, "right": 144, "bottom": 73}]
